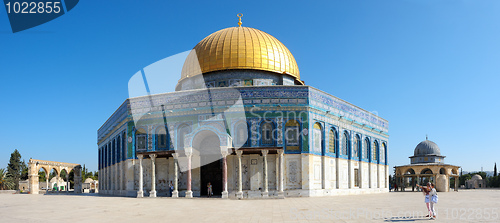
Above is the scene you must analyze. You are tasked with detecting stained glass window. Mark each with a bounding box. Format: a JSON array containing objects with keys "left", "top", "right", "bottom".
[
  {"left": 156, "top": 127, "right": 167, "bottom": 149},
  {"left": 373, "top": 141, "right": 379, "bottom": 161},
  {"left": 236, "top": 123, "right": 248, "bottom": 146},
  {"left": 261, "top": 121, "right": 273, "bottom": 145},
  {"left": 342, "top": 132, "right": 349, "bottom": 155},
  {"left": 364, "top": 138, "right": 369, "bottom": 159},
  {"left": 313, "top": 123, "right": 322, "bottom": 153},
  {"left": 329, "top": 129, "right": 336, "bottom": 153},
  {"left": 354, "top": 135, "right": 361, "bottom": 158},
  {"left": 285, "top": 120, "right": 300, "bottom": 146}
]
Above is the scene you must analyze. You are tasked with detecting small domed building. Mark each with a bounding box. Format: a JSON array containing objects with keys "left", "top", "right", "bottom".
[
  {"left": 395, "top": 138, "right": 460, "bottom": 192},
  {"left": 97, "top": 16, "right": 389, "bottom": 198},
  {"left": 465, "top": 174, "right": 486, "bottom": 189}
]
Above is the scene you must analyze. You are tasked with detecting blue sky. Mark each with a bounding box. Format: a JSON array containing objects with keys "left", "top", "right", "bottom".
[{"left": 1, "top": 0, "right": 499, "bottom": 172}]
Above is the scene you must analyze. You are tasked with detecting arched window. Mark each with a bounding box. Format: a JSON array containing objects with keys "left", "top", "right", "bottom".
[
  {"left": 108, "top": 142, "right": 111, "bottom": 166},
  {"left": 98, "top": 147, "right": 102, "bottom": 170},
  {"left": 439, "top": 168, "right": 446, "bottom": 174},
  {"left": 117, "top": 136, "right": 121, "bottom": 162},
  {"left": 112, "top": 139, "right": 116, "bottom": 164},
  {"left": 285, "top": 120, "right": 300, "bottom": 151},
  {"left": 373, "top": 141, "right": 379, "bottom": 162},
  {"left": 364, "top": 138, "right": 370, "bottom": 160},
  {"left": 354, "top": 134, "right": 361, "bottom": 159},
  {"left": 156, "top": 127, "right": 168, "bottom": 150},
  {"left": 235, "top": 122, "right": 248, "bottom": 147},
  {"left": 102, "top": 145, "right": 108, "bottom": 168},
  {"left": 381, "top": 142, "right": 386, "bottom": 163},
  {"left": 342, "top": 131, "right": 349, "bottom": 156},
  {"left": 329, "top": 129, "right": 337, "bottom": 153},
  {"left": 261, "top": 121, "right": 274, "bottom": 145},
  {"left": 313, "top": 123, "right": 322, "bottom": 153},
  {"left": 122, "top": 132, "right": 127, "bottom": 161},
  {"left": 136, "top": 128, "right": 147, "bottom": 152},
  {"left": 177, "top": 124, "right": 191, "bottom": 149}
]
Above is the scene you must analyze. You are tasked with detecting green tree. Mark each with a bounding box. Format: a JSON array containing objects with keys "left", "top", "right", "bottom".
[
  {"left": 38, "top": 171, "right": 46, "bottom": 182},
  {"left": 459, "top": 173, "right": 472, "bottom": 186},
  {"left": 81, "top": 164, "right": 97, "bottom": 181},
  {"left": 489, "top": 176, "right": 500, "bottom": 188},
  {"left": 20, "top": 160, "right": 28, "bottom": 180},
  {"left": 69, "top": 170, "right": 75, "bottom": 188},
  {"left": 0, "top": 168, "right": 14, "bottom": 190},
  {"left": 60, "top": 170, "right": 67, "bottom": 180},
  {"left": 6, "top": 149, "right": 22, "bottom": 190}
]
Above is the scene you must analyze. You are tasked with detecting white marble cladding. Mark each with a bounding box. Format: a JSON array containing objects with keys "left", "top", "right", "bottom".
[
  {"left": 100, "top": 153, "right": 389, "bottom": 198},
  {"left": 299, "top": 154, "right": 388, "bottom": 195}
]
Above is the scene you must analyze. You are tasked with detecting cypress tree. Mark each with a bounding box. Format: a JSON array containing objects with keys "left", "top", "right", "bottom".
[
  {"left": 494, "top": 163, "right": 497, "bottom": 177},
  {"left": 6, "top": 149, "right": 22, "bottom": 190}
]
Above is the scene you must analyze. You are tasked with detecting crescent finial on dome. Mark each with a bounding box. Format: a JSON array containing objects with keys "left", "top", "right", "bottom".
[{"left": 237, "top": 13, "right": 243, "bottom": 27}]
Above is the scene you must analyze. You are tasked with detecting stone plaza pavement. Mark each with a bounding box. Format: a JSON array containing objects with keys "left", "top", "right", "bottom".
[{"left": 0, "top": 190, "right": 499, "bottom": 223}]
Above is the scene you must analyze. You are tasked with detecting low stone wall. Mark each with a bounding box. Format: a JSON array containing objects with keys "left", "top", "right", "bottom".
[{"left": 0, "top": 190, "right": 17, "bottom": 194}]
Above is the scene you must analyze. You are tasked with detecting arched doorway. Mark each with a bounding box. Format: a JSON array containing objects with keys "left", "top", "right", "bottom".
[{"left": 193, "top": 130, "right": 222, "bottom": 197}]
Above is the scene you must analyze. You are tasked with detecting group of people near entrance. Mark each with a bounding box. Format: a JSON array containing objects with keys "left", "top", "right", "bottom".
[
  {"left": 416, "top": 182, "right": 438, "bottom": 220},
  {"left": 166, "top": 181, "right": 213, "bottom": 197}
]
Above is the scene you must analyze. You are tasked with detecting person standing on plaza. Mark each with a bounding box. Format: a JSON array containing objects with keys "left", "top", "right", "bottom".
[
  {"left": 207, "top": 182, "right": 213, "bottom": 198},
  {"left": 169, "top": 181, "right": 174, "bottom": 197},
  {"left": 416, "top": 182, "right": 432, "bottom": 218},
  {"left": 428, "top": 183, "right": 438, "bottom": 219}
]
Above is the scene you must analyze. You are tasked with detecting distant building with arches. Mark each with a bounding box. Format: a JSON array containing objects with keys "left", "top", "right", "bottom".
[
  {"left": 97, "top": 19, "right": 389, "bottom": 198},
  {"left": 394, "top": 139, "right": 460, "bottom": 192},
  {"left": 27, "top": 159, "right": 82, "bottom": 194}
]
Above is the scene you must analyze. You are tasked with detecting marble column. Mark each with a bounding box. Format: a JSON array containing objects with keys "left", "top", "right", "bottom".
[
  {"left": 46, "top": 177, "right": 49, "bottom": 194},
  {"left": 149, "top": 154, "right": 157, "bottom": 198},
  {"left": 74, "top": 165, "right": 82, "bottom": 194},
  {"left": 278, "top": 150, "right": 284, "bottom": 198},
  {"left": 66, "top": 174, "right": 69, "bottom": 193},
  {"left": 275, "top": 155, "right": 279, "bottom": 191},
  {"left": 56, "top": 175, "right": 60, "bottom": 193},
  {"left": 221, "top": 148, "right": 229, "bottom": 199},
  {"left": 185, "top": 148, "right": 193, "bottom": 198},
  {"left": 455, "top": 176, "right": 459, "bottom": 192},
  {"left": 236, "top": 150, "right": 243, "bottom": 199},
  {"left": 412, "top": 177, "right": 415, "bottom": 191},
  {"left": 172, "top": 153, "right": 179, "bottom": 198},
  {"left": 416, "top": 174, "right": 421, "bottom": 191},
  {"left": 137, "top": 155, "right": 144, "bottom": 198},
  {"left": 262, "top": 150, "right": 269, "bottom": 197}
]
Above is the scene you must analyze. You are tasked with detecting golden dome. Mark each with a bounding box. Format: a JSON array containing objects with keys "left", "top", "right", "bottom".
[{"left": 180, "top": 26, "right": 301, "bottom": 84}]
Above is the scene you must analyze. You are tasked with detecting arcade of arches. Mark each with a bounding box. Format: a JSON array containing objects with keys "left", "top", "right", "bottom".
[
  {"left": 394, "top": 164, "right": 460, "bottom": 192},
  {"left": 394, "top": 139, "right": 460, "bottom": 192},
  {"left": 28, "top": 159, "right": 82, "bottom": 194}
]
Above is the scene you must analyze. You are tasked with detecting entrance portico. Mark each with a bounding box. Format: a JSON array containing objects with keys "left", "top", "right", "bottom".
[{"left": 134, "top": 127, "right": 285, "bottom": 199}]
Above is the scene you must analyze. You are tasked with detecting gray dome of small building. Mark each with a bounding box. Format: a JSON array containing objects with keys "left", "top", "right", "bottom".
[
  {"left": 414, "top": 140, "right": 441, "bottom": 156},
  {"left": 409, "top": 138, "right": 446, "bottom": 164},
  {"left": 471, "top": 174, "right": 483, "bottom": 181}
]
